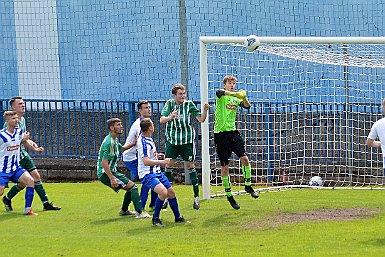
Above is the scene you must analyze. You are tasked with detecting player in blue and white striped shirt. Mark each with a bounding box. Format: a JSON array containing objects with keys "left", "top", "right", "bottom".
[
  {"left": 0, "top": 111, "right": 41, "bottom": 215},
  {"left": 138, "top": 118, "right": 190, "bottom": 227}
]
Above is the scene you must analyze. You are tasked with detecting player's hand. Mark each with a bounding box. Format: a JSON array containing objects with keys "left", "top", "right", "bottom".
[
  {"left": 232, "top": 90, "right": 246, "bottom": 100},
  {"left": 203, "top": 103, "right": 211, "bottom": 111},
  {"left": 110, "top": 177, "right": 119, "bottom": 188},
  {"left": 35, "top": 146, "right": 44, "bottom": 153},
  {"left": 22, "top": 132, "right": 31, "bottom": 142},
  {"left": 170, "top": 109, "right": 178, "bottom": 119},
  {"left": 163, "top": 158, "right": 172, "bottom": 166},
  {"left": 239, "top": 89, "right": 247, "bottom": 100},
  {"left": 156, "top": 153, "right": 165, "bottom": 160}
]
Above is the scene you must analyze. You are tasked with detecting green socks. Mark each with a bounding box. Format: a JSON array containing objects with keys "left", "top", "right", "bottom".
[
  {"left": 35, "top": 181, "right": 49, "bottom": 203},
  {"left": 5, "top": 184, "right": 23, "bottom": 200},
  {"left": 188, "top": 168, "right": 199, "bottom": 197},
  {"left": 222, "top": 175, "right": 233, "bottom": 197},
  {"left": 129, "top": 185, "right": 142, "bottom": 212},
  {"left": 121, "top": 191, "right": 132, "bottom": 212},
  {"left": 242, "top": 165, "right": 252, "bottom": 186}
]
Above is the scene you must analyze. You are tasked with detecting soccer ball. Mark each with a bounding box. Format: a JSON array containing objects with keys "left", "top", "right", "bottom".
[
  {"left": 244, "top": 35, "right": 260, "bottom": 50},
  {"left": 309, "top": 176, "right": 324, "bottom": 187}
]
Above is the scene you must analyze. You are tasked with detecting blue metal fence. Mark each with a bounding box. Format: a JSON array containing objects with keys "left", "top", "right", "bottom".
[{"left": 0, "top": 99, "right": 202, "bottom": 159}]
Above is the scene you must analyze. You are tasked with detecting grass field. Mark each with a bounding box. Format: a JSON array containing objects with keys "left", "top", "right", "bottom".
[{"left": 1, "top": 182, "right": 385, "bottom": 257}]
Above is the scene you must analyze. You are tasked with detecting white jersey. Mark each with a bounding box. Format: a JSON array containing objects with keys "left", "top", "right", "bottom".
[
  {"left": 137, "top": 135, "right": 161, "bottom": 179},
  {"left": 368, "top": 117, "right": 385, "bottom": 164},
  {"left": 0, "top": 127, "right": 24, "bottom": 173},
  {"left": 122, "top": 118, "right": 141, "bottom": 162}
]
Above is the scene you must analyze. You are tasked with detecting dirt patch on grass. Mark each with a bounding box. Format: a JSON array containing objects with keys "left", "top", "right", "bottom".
[{"left": 248, "top": 207, "right": 378, "bottom": 229}]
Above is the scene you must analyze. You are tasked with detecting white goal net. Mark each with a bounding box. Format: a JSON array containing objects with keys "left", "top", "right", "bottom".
[{"left": 199, "top": 36, "right": 385, "bottom": 199}]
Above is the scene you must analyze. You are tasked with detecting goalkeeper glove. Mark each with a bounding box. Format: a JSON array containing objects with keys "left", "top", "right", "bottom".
[
  {"left": 231, "top": 90, "right": 246, "bottom": 100},
  {"left": 232, "top": 90, "right": 247, "bottom": 100}
]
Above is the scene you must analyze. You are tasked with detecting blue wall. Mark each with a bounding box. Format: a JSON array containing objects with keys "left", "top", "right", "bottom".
[{"left": 1, "top": 0, "right": 385, "bottom": 101}]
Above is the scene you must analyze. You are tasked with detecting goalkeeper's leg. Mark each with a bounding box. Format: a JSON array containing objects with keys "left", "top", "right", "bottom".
[
  {"left": 221, "top": 166, "right": 240, "bottom": 209},
  {"left": 240, "top": 156, "right": 259, "bottom": 199}
]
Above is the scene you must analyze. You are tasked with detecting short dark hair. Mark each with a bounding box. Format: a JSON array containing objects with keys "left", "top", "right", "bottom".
[
  {"left": 172, "top": 83, "right": 185, "bottom": 95},
  {"left": 9, "top": 96, "right": 23, "bottom": 107},
  {"left": 107, "top": 118, "right": 121, "bottom": 130},
  {"left": 3, "top": 111, "right": 17, "bottom": 121},
  {"left": 140, "top": 118, "right": 153, "bottom": 132},
  {"left": 137, "top": 100, "right": 149, "bottom": 111}
]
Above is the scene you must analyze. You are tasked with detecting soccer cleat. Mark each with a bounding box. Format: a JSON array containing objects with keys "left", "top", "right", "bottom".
[
  {"left": 2, "top": 196, "right": 13, "bottom": 212},
  {"left": 152, "top": 218, "right": 165, "bottom": 227},
  {"left": 43, "top": 202, "right": 61, "bottom": 211},
  {"left": 135, "top": 211, "right": 151, "bottom": 219},
  {"left": 24, "top": 209, "right": 38, "bottom": 216},
  {"left": 175, "top": 216, "right": 191, "bottom": 223},
  {"left": 119, "top": 209, "right": 136, "bottom": 216},
  {"left": 227, "top": 196, "right": 240, "bottom": 209},
  {"left": 193, "top": 196, "right": 200, "bottom": 210},
  {"left": 244, "top": 185, "right": 259, "bottom": 199},
  {"left": 161, "top": 199, "right": 168, "bottom": 211}
]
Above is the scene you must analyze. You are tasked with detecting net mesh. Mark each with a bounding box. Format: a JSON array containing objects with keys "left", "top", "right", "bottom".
[{"left": 205, "top": 42, "right": 385, "bottom": 196}]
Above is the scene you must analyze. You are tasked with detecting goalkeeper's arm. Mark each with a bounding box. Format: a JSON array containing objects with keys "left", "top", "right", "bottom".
[{"left": 216, "top": 89, "right": 245, "bottom": 99}]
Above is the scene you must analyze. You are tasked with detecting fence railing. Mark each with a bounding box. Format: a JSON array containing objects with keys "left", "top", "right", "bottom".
[{"left": 0, "top": 99, "right": 202, "bottom": 159}]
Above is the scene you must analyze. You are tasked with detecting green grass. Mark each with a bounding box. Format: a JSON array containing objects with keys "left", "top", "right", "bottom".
[{"left": 1, "top": 182, "right": 385, "bottom": 257}]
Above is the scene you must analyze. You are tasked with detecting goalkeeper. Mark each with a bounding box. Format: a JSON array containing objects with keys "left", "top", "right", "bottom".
[{"left": 214, "top": 75, "right": 259, "bottom": 209}]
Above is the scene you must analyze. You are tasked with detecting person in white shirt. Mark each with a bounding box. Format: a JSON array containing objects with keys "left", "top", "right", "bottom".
[
  {"left": 122, "top": 100, "right": 157, "bottom": 212},
  {"left": 137, "top": 118, "right": 189, "bottom": 227},
  {"left": 367, "top": 98, "right": 385, "bottom": 172}
]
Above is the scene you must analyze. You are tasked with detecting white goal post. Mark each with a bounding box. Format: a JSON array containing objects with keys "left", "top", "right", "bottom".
[{"left": 200, "top": 36, "right": 385, "bottom": 200}]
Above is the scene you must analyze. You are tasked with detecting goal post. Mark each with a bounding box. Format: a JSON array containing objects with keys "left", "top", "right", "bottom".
[{"left": 200, "top": 36, "right": 385, "bottom": 200}]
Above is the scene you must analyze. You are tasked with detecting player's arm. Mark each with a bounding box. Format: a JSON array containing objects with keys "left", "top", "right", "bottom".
[
  {"left": 142, "top": 156, "right": 171, "bottom": 166},
  {"left": 22, "top": 139, "right": 44, "bottom": 153},
  {"left": 160, "top": 109, "right": 178, "bottom": 124},
  {"left": 366, "top": 138, "right": 381, "bottom": 148},
  {"left": 195, "top": 103, "right": 211, "bottom": 123},
  {"left": 101, "top": 158, "right": 118, "bottom": 188},
  {"left": 121, "top": 139, "right": 136, "bottom": 151}
]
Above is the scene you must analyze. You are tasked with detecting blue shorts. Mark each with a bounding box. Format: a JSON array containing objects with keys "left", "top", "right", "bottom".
[
  {"left": 123, "top": 159, "right": 138, "bottom": 181},
  {"left": 140, "top": 173, "right": 172, "bottom": 191},
  {"left": 0, "top": 166, "right": 27, "bottom": 188}
]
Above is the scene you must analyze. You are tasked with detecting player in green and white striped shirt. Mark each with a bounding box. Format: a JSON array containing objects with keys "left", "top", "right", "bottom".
[{"left": 160, "top": 84, "right": 210, "bottom": 210}]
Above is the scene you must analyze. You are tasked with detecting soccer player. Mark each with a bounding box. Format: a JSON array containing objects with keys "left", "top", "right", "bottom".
[
  {"left": 122, "top": 100, "right": 157, "bottom": 211},
  {"left": 97, "top": 117, "right": 150, "bottom": 219},
  {"left": 138, "top": 118, "right": 189, "bottom": 226},
  {"left": 0, "top": 111, "right": 41, "bottom": 215},
  {"left": 160, "top": 83, "right": 210, "bottom": 210},
  {"left": 214, "top": 75, "right": 259, "bottom": 209},
  {"left": 366, "top": 98, "right": 385, "bottom": 168},
  {"left": 2, "top": 96, "right": 61, "bottom": 212}
]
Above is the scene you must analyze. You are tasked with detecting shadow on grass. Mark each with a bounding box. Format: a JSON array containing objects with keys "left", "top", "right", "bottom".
[
  {"left": 363, "top": 237, "right": 385, "bottom": 246},
  {"left": 90, "top": 216, "right": 130, "bottom": 225},
  {"left": 0, "top": 212, "right": 23, "bottom": 222}
]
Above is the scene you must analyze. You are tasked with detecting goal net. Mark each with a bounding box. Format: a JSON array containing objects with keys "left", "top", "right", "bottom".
[{"left": 199, "top": 36, "right": 385, "bottom": 199}]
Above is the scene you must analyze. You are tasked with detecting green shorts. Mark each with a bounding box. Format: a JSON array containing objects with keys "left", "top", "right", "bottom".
[
  {"left": 19, "top": 153, "right": 36, "bottom": 172},
  {"left": 165, "top": 141, "right": 195, "bottom": 162},
  {"left": 98, "top": 171, "right": 131, "bottom": 192}
]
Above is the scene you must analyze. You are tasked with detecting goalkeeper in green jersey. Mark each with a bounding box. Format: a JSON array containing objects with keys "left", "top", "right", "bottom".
[
  {"left": 160, "top": 83, "right": 210, "bottom": 210},
  {"left": 214, "top": 75, "right": 259, "bottom": 209}
]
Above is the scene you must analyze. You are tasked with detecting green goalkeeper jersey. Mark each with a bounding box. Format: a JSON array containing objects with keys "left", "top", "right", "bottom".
[
  {"left": 161, "top": 99, "right": 201, "bottom": 145},
  {"left": 97, "top": 134, "right": 122, "bottom": 178},
  {"left": 214, "top": 94, "right": 242, "bottom": 133},
  {"left": 3, "top": 117, "right": 28, "bottom": 159}
]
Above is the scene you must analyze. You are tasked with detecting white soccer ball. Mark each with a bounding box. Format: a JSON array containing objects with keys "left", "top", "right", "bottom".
[
  {"left": 244, "top": 35, "right": 260, "bottom": 51},
  {"left": 309, "top": 176, "right": 324, "bottom": 187}
]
